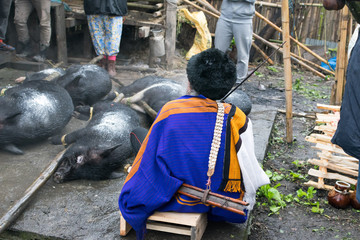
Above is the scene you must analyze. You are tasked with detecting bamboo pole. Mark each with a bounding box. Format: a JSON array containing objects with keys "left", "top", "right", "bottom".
[
  {"left": 290, "top": 52, "right": 335, "bottom": 76},
  {"left": 251, "top": 42, "right": 274, "bottom": 65},
  {"left": 255, "top": 11, "right": 330, "bottom": 65},
  {"left": 0, "top": 150, "right": 66, "bottom": 234},
  {"left": 195, "top": 0, "right": 221, "bottom": 16},
  {"left": 282, "top": 1, "right": 293, "bottom": 143},
  {"left": 252, "top": 33, "right": 327, "bottom": 79},
  {"left": 183, "top": 0, "right": 219, "bottom": 19},
  {"left": 334, "top": 6, "right": 350, "bottom": 105}
]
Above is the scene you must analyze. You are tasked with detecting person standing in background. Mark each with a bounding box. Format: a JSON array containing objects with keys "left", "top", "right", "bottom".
[
  {"left": 0, "top": 0, "right": 15, "bottom": 51},
  {"left": 14, "top": 0, "right": 51, "bottom": 62},
  {"left": 84, "top": 0, "right": 128, "bottom": 77},
  {"left": 214, "top": 0, "right": 255, "bottom": 82}
]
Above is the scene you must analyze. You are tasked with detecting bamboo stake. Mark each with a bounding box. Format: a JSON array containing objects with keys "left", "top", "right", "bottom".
[
  {"left": 252, "top": 34, "right": 327, "bottom": 79},
  {"left": 282, "top": 0, "right": 293, "bottom": 143},
  {"left": 0, "top": 150, "right": 66, "bottom": 234},
  {"left": 127, "top": 2, "right": 163, "bottom": 10},
  {"left": 251, "top": 42, "right": 274, "bottom": 65},
  {"left": 334, "top": 6, "right": 350, "bottom": 105},
  {"left": 255, "top": 11, "right": 330, "bottom": 65},
  {"left": 290, "top": 52, "right": 335, "bottom": 76},
  {"left": 316, "top": 103, "right": 340, "bottom": 111}
]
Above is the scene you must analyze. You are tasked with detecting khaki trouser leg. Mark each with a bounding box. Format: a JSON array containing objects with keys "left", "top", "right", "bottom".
[
  {"left": 32, "top": 0, "right": 51, "bottom": 46},
  {"left": 14, "top": 0, "right": 33, "bottom": 43}
]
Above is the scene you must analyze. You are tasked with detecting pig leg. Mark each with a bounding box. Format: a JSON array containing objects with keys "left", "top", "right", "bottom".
[
  {"left": 50, "top": 129, "right": 86, "bottom": 146},
  {"left": 1, "top": 144, "right": 24, "bottom": 155}
]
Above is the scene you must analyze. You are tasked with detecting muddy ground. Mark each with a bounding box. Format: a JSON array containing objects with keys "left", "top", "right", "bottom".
[
  {"left": 241, "top": 64, "right": 360, "bottom": 240},
  {"left": 1, "top": 45, "right": 359, "bottom": 240}
]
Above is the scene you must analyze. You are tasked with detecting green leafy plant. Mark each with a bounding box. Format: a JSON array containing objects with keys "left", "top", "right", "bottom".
[
  {"left": 267, "top": 66, "right": 279, "bottom": 72},
  {"left": 255, "top": 71, "right": 264, "bottom": 78}
]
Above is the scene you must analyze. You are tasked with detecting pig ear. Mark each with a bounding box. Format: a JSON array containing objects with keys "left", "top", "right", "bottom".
[{"left": 89, "top": 145, "right": 119, "bottom": 159}]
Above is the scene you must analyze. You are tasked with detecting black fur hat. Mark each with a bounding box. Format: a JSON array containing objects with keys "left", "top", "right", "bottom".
[{"left": 186, "top": 48, "right": 236, "bottom": 100}]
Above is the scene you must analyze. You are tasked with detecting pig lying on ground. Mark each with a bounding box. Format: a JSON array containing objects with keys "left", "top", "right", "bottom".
[
  {"left": 0, "top": 80, "right": 74, "bottom": 154},
  {"left": 54, "top": 65, "right": 112, "bottom": 107},
  {"left": 19, "top": 65, "right": 112, "bottom": 108},
  {"left": 50, "top": 101, "right": 140, "bottom": 183},
  {"left": 108, "top": 75, "right": 252, "bottom": 117}
]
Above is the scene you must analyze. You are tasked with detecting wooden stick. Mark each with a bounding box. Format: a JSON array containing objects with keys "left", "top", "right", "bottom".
[
  {"left": 0, "top": 150, "right": 66, "bottom": 234},
  {"left": 308, "top": 158, "right": 358, "bottom": 177},
  {"left": 255, "top": 11, "right": 330, "bottom": 65},
  {"left": 251, "top": 42, "right": 274, "bottom": 65},
  {"left": 277, "top": 109, "right": 315, "bottom": 119},
  {"left": 316, "top": 103, "right": 340, "bottom": 111},
  {"left": 304, "top": 180, "right": 333, "bottom": 191},
  {"left": 308, "top": 169, "right": 357, "bottom": 185},
  {"left": 138, "top": 100, "right": 158, "bottom": 120}
]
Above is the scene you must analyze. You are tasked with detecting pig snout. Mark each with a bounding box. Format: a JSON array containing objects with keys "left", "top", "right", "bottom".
[{"left": 53, "top": 160, "right": 73, "bottom": 183}]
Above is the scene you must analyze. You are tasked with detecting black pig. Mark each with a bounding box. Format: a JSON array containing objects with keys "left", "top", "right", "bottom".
[
  {"left": 50, "top": 101, "right": 140, "bottom": 183},
  {"left": 54, "top": 64, "right": 112, "bottom": 107},
  {"left": 0, "top": 80, "right": 74, "bottom": 154}
]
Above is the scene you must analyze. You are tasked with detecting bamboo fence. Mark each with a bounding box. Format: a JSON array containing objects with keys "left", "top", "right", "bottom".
[{"left": 305, "top": 104, "right": 358, "bottom": 190}]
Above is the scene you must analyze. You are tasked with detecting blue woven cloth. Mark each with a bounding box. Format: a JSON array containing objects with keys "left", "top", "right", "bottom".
[{"left": 119, "top": 95, "right": 249, "bottom": 240}]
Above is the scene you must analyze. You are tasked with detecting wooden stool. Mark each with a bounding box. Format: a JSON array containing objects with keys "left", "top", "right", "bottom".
[{"left": 120, "top": 211, "right": 207, "bottom": 240}]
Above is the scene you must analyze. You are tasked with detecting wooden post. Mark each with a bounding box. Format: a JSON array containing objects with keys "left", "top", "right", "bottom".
[
  {"left": 165, "top": 0, "right": 178, "bottom": 70},
  {"left": 282, "top": 0, "right": 293, "bottom": 143},
  {"left": 334, "top": 6, "right": 350, "bottom": 105},
  {"left": 54, "top": 3, "right": 68, "bottom": 65}
]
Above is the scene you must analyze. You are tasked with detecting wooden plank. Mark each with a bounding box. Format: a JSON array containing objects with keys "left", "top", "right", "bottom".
[
  {"left": 312, "top": 142, "right": 348, "bottom": 156},
  {"left": 54, "top": 3, "right": 68, "bottom": 65},
  {"left": 193, "top": 212, "right": 207, "bottom": 240},
  {"left": 147, "top": 221, "right": 191, "bottom": 235},
  {"left": 308, "top": 169, "right": 357, "bottom": 185},
  {"left": 119, "top": 212, "right": 132, "bottom": 236},
  {"left": 308, "top": 158, "right": 358, "bottom": 177},
  {"left": 148, "top": 212, "right": 203, "bottom": 226},
  {"left": 317, "top": 103, "right": 341, "bottom": 112}
]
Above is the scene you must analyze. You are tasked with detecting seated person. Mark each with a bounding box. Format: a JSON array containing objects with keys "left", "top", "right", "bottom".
[{"left": 118, "top": 48, "right": 269, "bottom": 239}]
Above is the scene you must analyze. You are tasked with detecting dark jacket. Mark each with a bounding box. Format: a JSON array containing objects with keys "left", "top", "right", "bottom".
[{"left": 84, "top": 0, "right": 128, "bottom": 16}]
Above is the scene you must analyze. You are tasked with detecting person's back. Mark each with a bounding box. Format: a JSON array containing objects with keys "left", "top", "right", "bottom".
[{"left": 118, "top": 48, "right": 269, "bottom": 239}]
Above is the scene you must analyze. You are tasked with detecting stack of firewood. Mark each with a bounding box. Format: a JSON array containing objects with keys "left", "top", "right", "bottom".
[{"left": 305, "top": 104, "right": 359, "bottom": 190}]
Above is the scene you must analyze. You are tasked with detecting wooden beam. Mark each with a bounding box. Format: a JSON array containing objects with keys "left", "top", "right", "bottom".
[
  {"left": 165, "top": 0, "right": 177, "bottom": 69},
  {"left": 54, "top": 3, "right": 68, "bottom": 65},
  {"left": 334, "top": 6, "right": 350, "bottom": 104}
]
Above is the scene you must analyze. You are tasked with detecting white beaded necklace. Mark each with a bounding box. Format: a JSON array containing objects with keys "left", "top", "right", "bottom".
[{"left": 206, "top": 100, "right": 225, "bottom": 189}]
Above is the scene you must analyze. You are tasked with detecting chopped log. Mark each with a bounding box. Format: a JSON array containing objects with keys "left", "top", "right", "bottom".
[
  {"left": 0, "top": 150, "right": 66, "bottom": 234},
  {"left": 153, "top": 10, "right": 162, "bottom": 17}
]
